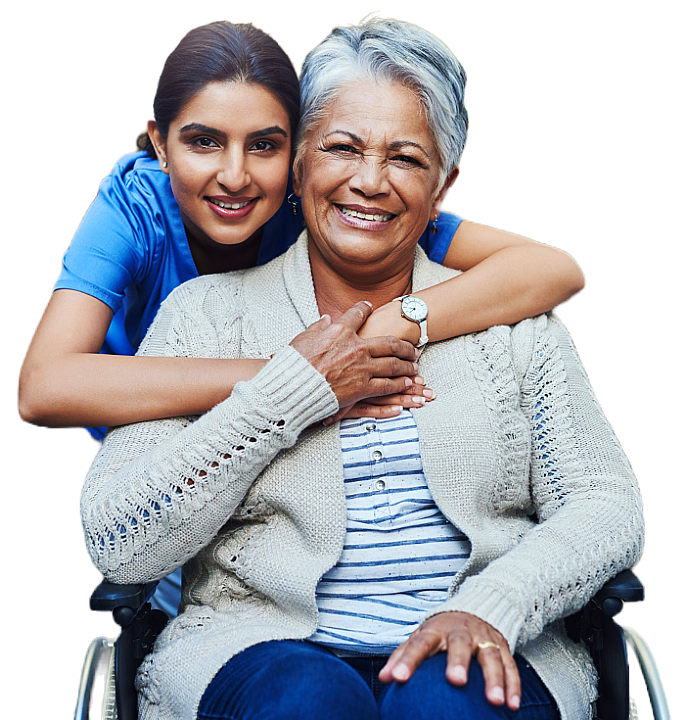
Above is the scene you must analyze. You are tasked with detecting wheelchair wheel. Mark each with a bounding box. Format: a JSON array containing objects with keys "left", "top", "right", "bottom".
[
  {"left": 628, "top": 698, "right": 638, "bottom": 720},
  {"left": 104, "top": 647, "right": 117, "bottom": 720}
]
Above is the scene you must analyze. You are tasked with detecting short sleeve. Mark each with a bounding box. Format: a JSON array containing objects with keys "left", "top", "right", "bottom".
[{"left": 417, "top": 210, "right": 462, "bottom": 263}]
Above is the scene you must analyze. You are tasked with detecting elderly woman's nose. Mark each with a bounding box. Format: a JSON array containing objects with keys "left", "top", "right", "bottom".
[
  {"left": 216, "top": 151, "right": 251, "bottom": 192},
  {"left": 349, "top": 157, "right": 392, "bottom": 196}
]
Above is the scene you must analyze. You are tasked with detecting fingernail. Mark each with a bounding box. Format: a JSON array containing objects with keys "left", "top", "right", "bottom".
[
  {"left": 510, "top": 695, "right": 521, "bottom": 710},
  {"left": 490, "top": 687, "right": 505, "bottom": 704},
  {"left": 413, "top": 362, "right": 419, "bottom": 373},
  {"left": 412, "top": 396, "right": 425, "bottom": 405},
  {"left": 405, "top": 378, "right": 412, "bottom": 387},
  {"left": 322, "top": 417, "right": 334, "bottom": 426},
  {"left": 452, "top": 665, "right": 467, "bottom": 684},
  {"left": 423, "top": 389, "right": 435, "bottom": 399},
  {"left": 414, "top": 375, "right": 425, "bottom": 385},
  {"left": 362, "top": 300, "right": 373, "bottom": 308},
  {"left": 394, "top": 664, "right": 410, "bottom": 682}
]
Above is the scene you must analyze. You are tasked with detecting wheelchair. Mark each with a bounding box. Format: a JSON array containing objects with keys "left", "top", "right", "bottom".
[{"left": 74, "top": 569, "right": 670, "bottom": 720}]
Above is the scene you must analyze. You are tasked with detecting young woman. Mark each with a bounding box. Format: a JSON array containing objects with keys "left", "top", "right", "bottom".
[{"left": 18, "top": 20, "right": 584, "bottom": 442}]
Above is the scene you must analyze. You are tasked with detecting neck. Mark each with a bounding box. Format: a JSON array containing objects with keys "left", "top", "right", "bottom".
[
  {"left": 187, "top": 227, "right": 263, "bottom": 275},
  {"left": 309, "top": 237, "right": 414, "bottom": 319}
]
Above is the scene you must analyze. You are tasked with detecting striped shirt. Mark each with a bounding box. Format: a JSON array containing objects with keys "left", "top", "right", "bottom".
[{"left": 309, "top": 410, "right": 471, "bottom": 655}]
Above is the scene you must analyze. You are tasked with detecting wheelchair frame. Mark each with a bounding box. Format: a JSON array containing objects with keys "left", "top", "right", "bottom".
[{"left": 75, "top": 569, "right": 670, "bottom": 720}]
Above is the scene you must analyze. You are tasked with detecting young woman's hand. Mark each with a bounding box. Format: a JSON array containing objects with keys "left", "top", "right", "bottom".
[{"left": 322, "top": 376, "right": 434, "bottom": 425}]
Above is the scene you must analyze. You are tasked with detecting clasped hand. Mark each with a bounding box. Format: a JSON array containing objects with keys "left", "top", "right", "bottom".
[
  {"left": 379, "top": 611, "right": 521, "bottom": 711},
  {"left": 290, "top": 301, "right": 421, "bottom": 409}
]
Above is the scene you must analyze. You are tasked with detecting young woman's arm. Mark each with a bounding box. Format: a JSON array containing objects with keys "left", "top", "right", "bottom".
[
  {"left": 18, "top": 289, "right": 266, "bottom": 428},
  {"left": 19, "top": 222, "right": 583, "bottom": 429},
  {"left": 359, "top": 220, "right": 585, "bottom": 343}
]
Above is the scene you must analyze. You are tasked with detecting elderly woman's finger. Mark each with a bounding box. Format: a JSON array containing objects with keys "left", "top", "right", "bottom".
[
  {"left": 379, "top": 629, "right": 442, "bottom": 683},
  {"left": 334, "top": 301, "right": 375, "bottom": 331},
  {"left": 473, "top": 644, "right": 520, "bottom": 709},
  {"left": 365, "top": 335, "right": 420, "bottom": 361},
  {"left": 476, "top": 643, "right": 507, "bottom": 705}
]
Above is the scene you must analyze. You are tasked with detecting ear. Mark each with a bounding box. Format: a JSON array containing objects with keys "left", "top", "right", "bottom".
[
  {"left": 431, "top": 167, "right": 459, "bottom": 219},
  {"left": 291, "top": 150, "right": 303, "bottom": 197},
  {"left": 147, "top": 120, "right": 169, "bottom": 174}
]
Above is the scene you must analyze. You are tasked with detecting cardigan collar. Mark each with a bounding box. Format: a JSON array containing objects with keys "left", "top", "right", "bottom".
[{"left": 281, "top": 231, "right": 460, "bottom": 329}]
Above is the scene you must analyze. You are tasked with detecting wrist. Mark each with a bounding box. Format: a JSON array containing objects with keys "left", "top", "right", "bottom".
[{"left": 359, "top": 302, "right": 421, "bottom": 344}]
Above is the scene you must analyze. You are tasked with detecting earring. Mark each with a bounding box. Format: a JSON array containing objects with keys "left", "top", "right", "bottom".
[
  {"left": 430, "top": 213, "right": 439, "bottom": 234},
  {"left": 162, "top": 161, "right": 168, "bottom": 169},
  {"left": 287, "top": 193, "right": 299, "bottom": 215}
]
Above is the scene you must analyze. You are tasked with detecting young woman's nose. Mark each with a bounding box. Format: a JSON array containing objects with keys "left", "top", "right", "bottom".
[{"left": 216, "top": 149, "right": 251, "bottom": 192}]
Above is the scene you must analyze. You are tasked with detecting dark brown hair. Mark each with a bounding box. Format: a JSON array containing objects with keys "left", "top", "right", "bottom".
[{"left": 137, "top": 21, "right": 300, "bottom": 156}]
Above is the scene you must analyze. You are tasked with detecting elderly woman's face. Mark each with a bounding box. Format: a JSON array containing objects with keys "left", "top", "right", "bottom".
[{"left": 294, "top": 81, "right": 445, "bottom": 274}]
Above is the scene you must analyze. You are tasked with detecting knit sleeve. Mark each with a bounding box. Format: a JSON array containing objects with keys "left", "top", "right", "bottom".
[
  {"left": 430, "top": 314, "right": 644, "bottom": 651},
  {"left": 80, "top": 285, "right": 339, "bottom": 584}
]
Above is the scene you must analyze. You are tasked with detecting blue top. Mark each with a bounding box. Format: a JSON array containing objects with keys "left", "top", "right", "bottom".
[{"left": 55, "top": 152, "right": 462, "bottom": 439}]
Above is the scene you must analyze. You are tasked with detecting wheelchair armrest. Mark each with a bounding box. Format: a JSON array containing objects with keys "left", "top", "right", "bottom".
[
  {"left": 592, "top": 569, "right": 644, "bottom": 618},
  {"left": 90, "top": 580, "right": 159, "bottom": 627}
]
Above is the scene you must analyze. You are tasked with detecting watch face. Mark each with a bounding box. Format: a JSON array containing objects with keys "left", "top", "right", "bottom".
[{"left": 401, "top": 295, "right": 428, "bottom": 321}]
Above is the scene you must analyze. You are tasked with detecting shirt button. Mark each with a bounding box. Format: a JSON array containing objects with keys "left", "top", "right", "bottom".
[
  {"left": 375, "top": 480, "right": 386, "bottom": 491},
  {"left": 372, "top": 450, "right": 383, "bottom": 461},
  {"left": 365, "top": 423, "right": 377, "bottom": 432}
]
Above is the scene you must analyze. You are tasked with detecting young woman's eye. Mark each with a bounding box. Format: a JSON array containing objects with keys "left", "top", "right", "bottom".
[
  {"left": 250, "top": 140, "right": 276, "bottom": 152},
  {"left": 190, "top": 136, "right": 219, "bottom": 149}
]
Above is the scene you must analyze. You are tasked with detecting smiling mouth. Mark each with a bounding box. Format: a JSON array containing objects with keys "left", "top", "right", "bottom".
[
  {"left": 206, "top": 197, "right": 256, "bottom": 210},
  {"left": 336, "top": 205, "right": 395, "bottom": 223}
]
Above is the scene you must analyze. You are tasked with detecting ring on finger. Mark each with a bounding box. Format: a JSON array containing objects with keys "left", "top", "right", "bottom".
[{"left": 477, "top": 641, "right": 501, "bottom": 651}]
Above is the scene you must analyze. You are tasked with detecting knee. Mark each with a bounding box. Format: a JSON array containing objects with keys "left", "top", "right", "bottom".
[
  {"left": 380, "top": 655, "right": 498, "bottom": 720},
  {"left": 269, "top": 648, "right": 378, "bottom": 720},
  {"left": 200, "top": 641, "right": 378, "bottom": 720}
]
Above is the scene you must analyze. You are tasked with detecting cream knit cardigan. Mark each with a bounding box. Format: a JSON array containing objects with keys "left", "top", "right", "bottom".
[{"left": 81, "top": 234, "right": 643, "bottom": 720}]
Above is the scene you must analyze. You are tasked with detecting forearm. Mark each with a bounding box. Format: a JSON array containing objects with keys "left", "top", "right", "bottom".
[
  {"left": 361, "top": 244, "right": 585, "bottom": 344},
  {"left": 82, "top": 347, "right": 338, "bottom": 582},
  {"left": 426, "top": 243, "right": 583, "bottom": 339},
  {"left": 19, "top": 352, "right": 266, "bottom": 428}
]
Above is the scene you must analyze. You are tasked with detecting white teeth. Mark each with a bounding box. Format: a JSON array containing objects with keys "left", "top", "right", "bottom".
[
  {"left": 339, "top": 206, "right": 393, "bottom": 222},
  {"left": 209, "top": 198, "right": 252, "bottom": 210}
]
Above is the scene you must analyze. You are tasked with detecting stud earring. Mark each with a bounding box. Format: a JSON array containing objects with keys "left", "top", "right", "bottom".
[
  {"left": 162, "top": 161, "right": 168, "bottom": 169},
  {"left": 287, "top": 193, "right": 299, "bottom": 215}
]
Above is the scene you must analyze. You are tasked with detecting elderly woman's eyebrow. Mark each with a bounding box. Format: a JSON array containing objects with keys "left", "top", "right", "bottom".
[
  {"left": 388, "top": 140, "right": 431, "bottom": 159},
  {"left": 324, "top": 131, "right": 430, "bottom": 158}
]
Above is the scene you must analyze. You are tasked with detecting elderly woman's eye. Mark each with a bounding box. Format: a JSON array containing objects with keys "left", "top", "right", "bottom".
[
  {"left": 326, "top": 143, "right": 358, "bottom": 155},
  {"left": 392, "top": 154, "right": 423, "bottom": 167}
]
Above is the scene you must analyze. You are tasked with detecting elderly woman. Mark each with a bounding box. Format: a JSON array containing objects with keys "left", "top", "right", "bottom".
[{"left": 81, "top": 18, "right": 643, "bottom": 720}]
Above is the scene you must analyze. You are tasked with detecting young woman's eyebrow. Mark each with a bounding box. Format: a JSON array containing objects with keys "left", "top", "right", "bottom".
[
  {"left": 179, "top": 123, "right": 226, "bottom": 140},
  {"left": 177, "top": 123, "right": 287, "bottom": 141},
  {"left": 247, "top": 126, "right": 288, "bottom": 140}
]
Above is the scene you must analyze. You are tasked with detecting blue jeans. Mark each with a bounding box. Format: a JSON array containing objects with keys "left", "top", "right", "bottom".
[{"left": 197, "top": 640, "right": 560, "bottom": 719}]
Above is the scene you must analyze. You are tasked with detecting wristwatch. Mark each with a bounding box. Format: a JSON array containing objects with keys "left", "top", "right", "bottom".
[{"left": 394, "top": 295, "right": 429, "bottom": 348}]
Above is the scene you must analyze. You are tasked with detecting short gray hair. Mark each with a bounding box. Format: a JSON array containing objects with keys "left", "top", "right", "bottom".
[{"left": 297, "top": 17, "right": 469, "bottom": 184}]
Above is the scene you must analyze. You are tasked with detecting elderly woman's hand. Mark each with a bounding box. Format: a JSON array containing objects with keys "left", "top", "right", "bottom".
[
  {"left": 290, "top": 301, "right": 420, "bottom": 409},
  {"left": 379, "top": 611, "right": 521, "bottom": 711}
]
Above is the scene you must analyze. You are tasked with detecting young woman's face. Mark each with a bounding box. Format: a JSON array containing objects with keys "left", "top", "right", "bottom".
[{"left": 153, "top": 81, "right": 292, "bottom": 252}]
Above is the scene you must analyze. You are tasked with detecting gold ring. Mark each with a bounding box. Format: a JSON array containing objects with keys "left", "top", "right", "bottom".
[{"left": 477, "top": 641, "right": 501, "bottom": 651}]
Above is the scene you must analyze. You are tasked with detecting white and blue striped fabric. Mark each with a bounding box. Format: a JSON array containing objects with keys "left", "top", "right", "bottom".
[{"left": 310, "top": 410, "right": 471, "bottom": 655}]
